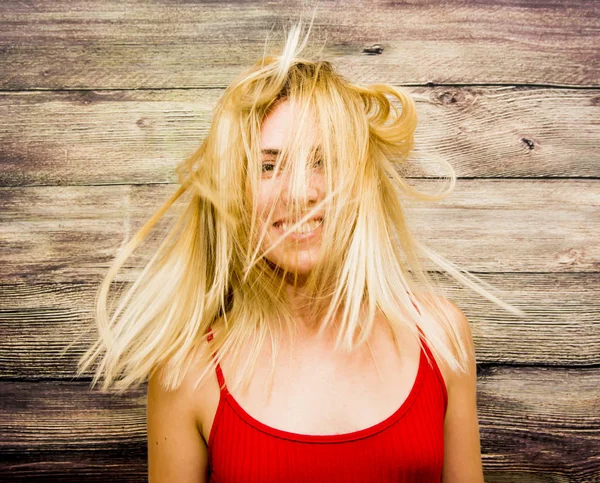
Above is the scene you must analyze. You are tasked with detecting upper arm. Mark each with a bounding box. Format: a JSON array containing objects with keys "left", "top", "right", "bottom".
[
  {"left": 147, "top": 367, "right": 208, "bottom": 483},
  {"left": 440, "top": 298, "right": 485, "bottom": 483}
]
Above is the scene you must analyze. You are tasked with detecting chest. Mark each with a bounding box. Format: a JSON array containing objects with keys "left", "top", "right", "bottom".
[{"left": 199, "top": 321, "right": 425, "bottom": 442}]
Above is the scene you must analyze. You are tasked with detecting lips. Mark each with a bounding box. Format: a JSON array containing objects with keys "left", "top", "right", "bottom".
[
  {"left": 273, "top": 216, "right": 323, "bottom": 228},
  {"left": 272, "top": 216, "right": 324, "bottom": 240}
]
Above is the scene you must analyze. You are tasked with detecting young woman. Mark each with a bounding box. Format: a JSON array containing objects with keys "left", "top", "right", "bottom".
[{"left": 75, "top": 21, "right": 524, "bottom": 483}]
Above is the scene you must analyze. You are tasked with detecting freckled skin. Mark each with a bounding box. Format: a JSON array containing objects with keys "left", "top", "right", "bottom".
[{"left": 257, "top": 100, "right": 325, "bottom": 277}]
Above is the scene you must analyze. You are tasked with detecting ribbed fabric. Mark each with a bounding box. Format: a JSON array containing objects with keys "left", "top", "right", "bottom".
[{"left": 205, "top": 319, "right": 447, "bottom": 483}]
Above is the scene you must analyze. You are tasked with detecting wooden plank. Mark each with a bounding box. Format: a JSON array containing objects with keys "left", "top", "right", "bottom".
[
  {"left": 0, "top": 1, "right": 597, "bottom": 89},
  {"left": 1, "top": 180, "right": 598, "bottom": 284},
  {"left": 0, "top": 273, "right": 598, "bottom": 374},
  {"left": 478, "top": 365, "right": 600, "bottom": 482},
  {"left": 1, "top": 87, "right": 598, "bottom": 186},
  {"left": 0, "top": 1, "right": 597, "bottom": 481},
  {"left": 0, "top": 367, "right": 598, "bottom": 482},
  {"left": 0, "top": 381, "right": 147, "bottom": 482}
]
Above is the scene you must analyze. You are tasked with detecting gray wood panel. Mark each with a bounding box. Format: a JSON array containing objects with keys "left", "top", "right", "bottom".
[
  {"left": 1, "top": 87, "right": 598, "bottom": 186},
  {"left": 1, "top": 180, "right": 598, "bottom": 283},
  {"left": 0, "top": 1, "right": 597, "bottom": 89},
  {"left": 0, "top": 273, "right": 598, "bottom": 374},
  {"left": 0, "top": 366, "right": 598, "bottom": 482},
  {"left": 0, "top": 0, "right": 598, "bottom": 481}
]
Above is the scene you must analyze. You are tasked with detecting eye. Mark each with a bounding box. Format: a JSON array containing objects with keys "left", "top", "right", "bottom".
[
  {"left": 313, "top": 158, "right": 324, "bottom": 169},
  {"left": 261, "top": 161, "right": 276, "bottom": 174}
]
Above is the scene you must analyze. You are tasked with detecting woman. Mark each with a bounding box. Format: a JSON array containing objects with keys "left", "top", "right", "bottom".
[{"left": 75, "top": 21, "right": 523, "bottom": 482}]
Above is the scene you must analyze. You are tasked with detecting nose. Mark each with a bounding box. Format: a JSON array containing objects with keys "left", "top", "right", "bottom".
[{"left": 279, "top": 166, "right": 322, "bottom": 210}]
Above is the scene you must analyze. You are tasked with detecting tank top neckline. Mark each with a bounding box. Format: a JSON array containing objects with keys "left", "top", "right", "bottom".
[{"left": 207, "top": 327, "right": 428, "bottom": 444}]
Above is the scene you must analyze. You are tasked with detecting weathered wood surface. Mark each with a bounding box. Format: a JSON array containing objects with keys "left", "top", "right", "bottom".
[
  {"left": 1, "top": 87, "right": 599, "bottom": 187},
  {"left": 0, "top": 367, "right": 598, "bottom": 482},
  {"left": 0, "top": 0, "right": 597, "bottom": 89},
  {"left": 1, "top": 0, "right": 598, "bottom": 482},
  {"left": 1, "top": 180, "right": 598, "bottom": 282},
  {"left": 477, "top": 365, "right": 600, "bottom": 482},
  {"left": 0, "top": 273, "right": 597, "bottom": 374}
]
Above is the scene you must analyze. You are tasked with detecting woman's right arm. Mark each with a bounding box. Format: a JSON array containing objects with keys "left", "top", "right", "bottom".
[{"left": 147, "top": 367, "right": 208, "bottom": 483}]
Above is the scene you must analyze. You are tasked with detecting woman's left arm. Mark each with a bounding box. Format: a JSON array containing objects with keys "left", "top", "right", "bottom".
[{"left": 441, "top": 299, "right": 485, "bottom": 483}]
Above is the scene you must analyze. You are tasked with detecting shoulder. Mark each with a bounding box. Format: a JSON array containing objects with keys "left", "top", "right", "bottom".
[
  {"left": 147, "top": 353, "right": 207, "bottom": 430},
  {"left": 412, "top": 292, "right": 476, "bottom": 392},
  {"left": 435, "top": 295, "right": 473, "bottom": 353},
  {"left": 413, "top": 292, "right": 473, "bottom": 352},
  {"left": 147, "top": 355, "right": 213, "bottom": 481},
  {"left": 414, "top": 291, "right": 469, "bottom": 327},
  {"left": 147, "top": 331, "right": 220, "bottom": 444},
  {"left": 417, "top": 296, "right": 484, "bottom": 481}
]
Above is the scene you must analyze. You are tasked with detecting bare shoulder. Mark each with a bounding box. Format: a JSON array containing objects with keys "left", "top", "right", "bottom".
[
  {"left": 147, "top": 322, "right": 225, "bottom": 483},
  {"left": 413, "top": 292, "right": 473, "bottom": 351},
  {"left": 147, "top": 358, "right": 210, "bottom": 482},
  {"left": 411, "top": 292, "right": 476, "bottom": 392},
  {"left": 178, "top": 329, "right": 222, "bottom": 444},
  {"left": 411, "top": 294, "right": 484, "bottom": 482},
  {"left": 189, "top": 321, "right": 226, "bottom": 444},
  {"left": 433, "top": 295, "right": 473, "bottom": 350}
]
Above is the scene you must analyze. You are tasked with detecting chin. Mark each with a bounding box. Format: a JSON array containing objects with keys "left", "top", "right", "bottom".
[
  {"left": 268, "top": 253, "right": 320, "bottom": 279},
  {"left": 280, "top": 263, "right": 315, "bottom": 278}
]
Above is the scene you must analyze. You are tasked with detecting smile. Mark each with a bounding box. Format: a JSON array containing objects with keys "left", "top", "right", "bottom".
[{"left": 273, "top": 217, "right": 324, "bottom": 240}]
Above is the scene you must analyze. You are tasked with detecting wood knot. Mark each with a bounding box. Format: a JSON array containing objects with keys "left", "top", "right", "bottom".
[
  {"left": 520, "top": 137, "right": 536, "bottom": 150},
  {"left": 437, "top": 90, "right": 463, "bottom": 105},
  {"left": 137, "top": 117, "right": 151, "bottom": 128},
  {"left": 555, "top": 247, "right": 586, "bottom": 266},
  {"left": 69, "top": 91, "right": 107, "bottom": 106},
  {"left": 362, "top": 43, "right": 383, "bottom": 55}
]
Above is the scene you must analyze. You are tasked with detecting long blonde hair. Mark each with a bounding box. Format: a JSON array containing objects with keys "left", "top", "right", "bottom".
[{"left": 69, "top": 20, "right": 525, "bottom": 396}]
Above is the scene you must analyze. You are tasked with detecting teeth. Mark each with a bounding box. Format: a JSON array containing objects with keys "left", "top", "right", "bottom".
[{"left": 277, "top": 218, "right": 323, "bottom": 234}]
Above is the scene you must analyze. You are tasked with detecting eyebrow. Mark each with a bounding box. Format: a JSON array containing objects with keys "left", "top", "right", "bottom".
[
  {"left": 261, "top": 147, "right": 322, "bottom": 157},
  {"left": 261, "top": 149, "right": 281, "bottom": 157}
]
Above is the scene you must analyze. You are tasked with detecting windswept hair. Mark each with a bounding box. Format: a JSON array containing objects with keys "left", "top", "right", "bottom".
[{"left": 69, "top": 19, "right": 525, "bottom": 396}]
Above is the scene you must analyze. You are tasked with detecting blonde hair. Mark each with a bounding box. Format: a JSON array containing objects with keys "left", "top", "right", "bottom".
[{"left": 69, "top": 19, "right": 525, "bottom": 396}]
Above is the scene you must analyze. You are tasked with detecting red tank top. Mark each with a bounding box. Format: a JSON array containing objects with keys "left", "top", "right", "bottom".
[{"left": 204, "top": 319, "right": 448, "bottom": 482}]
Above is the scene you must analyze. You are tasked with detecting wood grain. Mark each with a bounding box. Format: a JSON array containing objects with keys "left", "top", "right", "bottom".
[
  {"left": 1, "top": 180, "right": 598, "bottom": 284},
  {"left": 0, "top": 87, "right": 598, "bottom": 186},
  {"left": 478, "top": 365, "right": 600, "bottom": 482},
  {"left": 0, "top": 366, "right": 598, "bottom": 482},
  {"left": 0, "top": 0, "right": 598, "bottom": 481},
  {"left": 0, "top": 273, "right": 597, "bottom": 375},
  {"left": 0, "top": 0, "right": 597, "bottom": 89}
]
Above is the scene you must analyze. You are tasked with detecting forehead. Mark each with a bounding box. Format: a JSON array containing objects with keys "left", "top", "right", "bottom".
[{"left": 259, "top": 100, "right": 318, "bottom": 153}]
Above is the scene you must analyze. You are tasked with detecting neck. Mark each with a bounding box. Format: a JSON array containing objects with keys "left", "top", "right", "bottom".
[
  {"left": 283, "top": 277, "right": 363, "bottom": 347},
  {"left": 283, "top": 278, "right": 334, "bottom": 335}
]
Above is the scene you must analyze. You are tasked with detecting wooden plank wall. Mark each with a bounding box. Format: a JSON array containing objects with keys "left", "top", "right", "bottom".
[{"left": 1, "top": 1, "right": 598, "bottom": 481}]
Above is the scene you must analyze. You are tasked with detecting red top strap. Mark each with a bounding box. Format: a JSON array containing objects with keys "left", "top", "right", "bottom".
[{"left": 206, "top": 328, "right": 226, "bottom": 391}]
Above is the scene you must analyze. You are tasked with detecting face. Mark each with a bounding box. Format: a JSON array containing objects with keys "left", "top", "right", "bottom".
[{"left": 255, "top": 99, "right": 325, "bottom": 278}]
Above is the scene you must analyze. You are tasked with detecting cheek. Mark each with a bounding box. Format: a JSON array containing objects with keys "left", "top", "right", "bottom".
[
  {"left": 255, "top": 185, "right": 279, "bottom": 229},
  {"left": 258, "top": 175, "right": 281, "bottom": 207}
]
